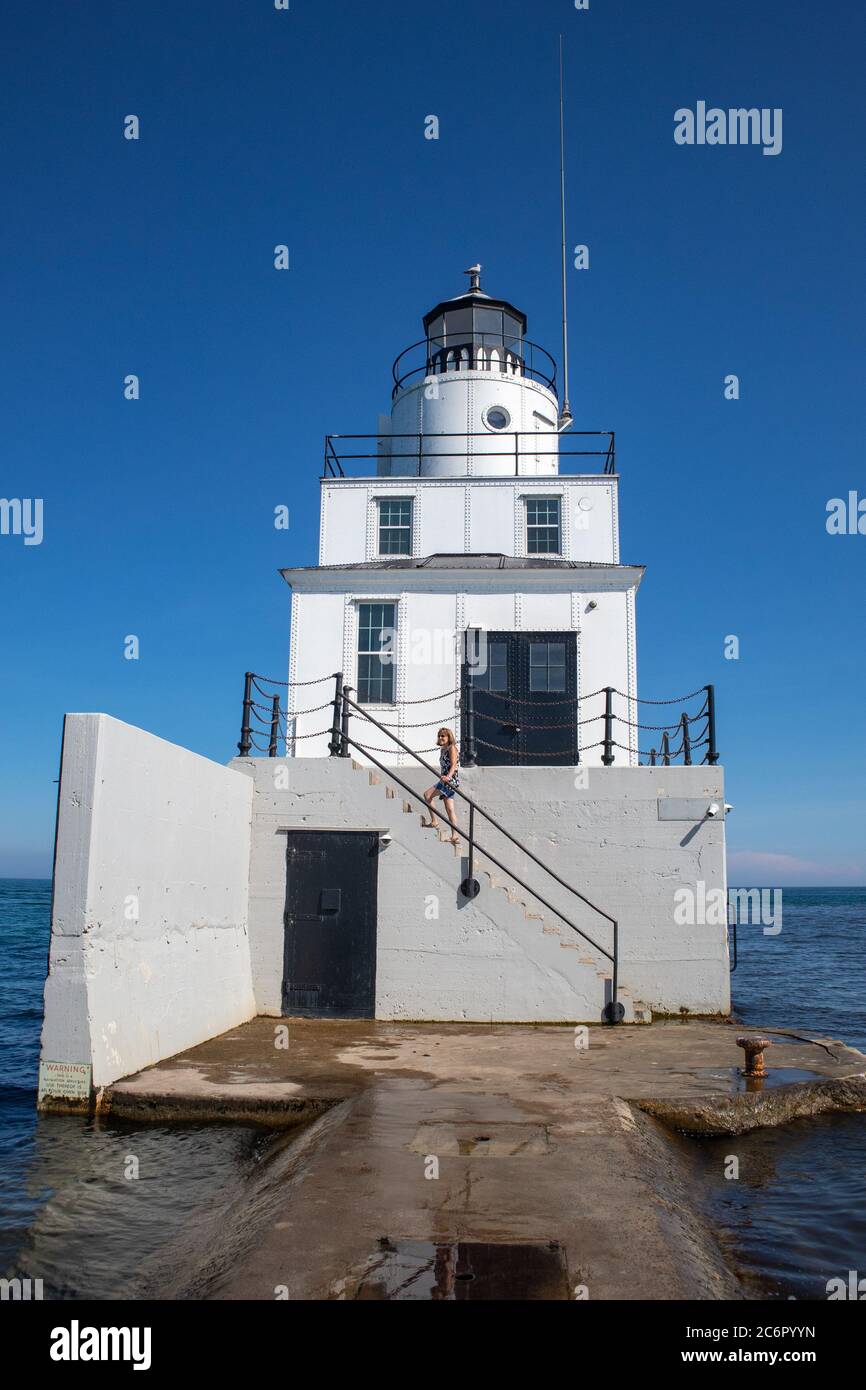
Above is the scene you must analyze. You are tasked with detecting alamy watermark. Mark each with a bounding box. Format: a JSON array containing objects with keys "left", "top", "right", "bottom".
[
  {"left": 675, "top": 102, "right": 782, "bottom": 157},
  {"left": 674, "top": 883, "right": 782, "bottom": 936},
  {"left": 1, "top": 497, "right": 43, "bottom": 545}
]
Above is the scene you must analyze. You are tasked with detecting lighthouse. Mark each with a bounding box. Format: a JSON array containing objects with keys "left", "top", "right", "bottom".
[
  {"left": 37, "top": 268, "right": 730, "bottom": 1105},
  {"left": 283, "top": 267, "right": 641, "bottom": 768}
]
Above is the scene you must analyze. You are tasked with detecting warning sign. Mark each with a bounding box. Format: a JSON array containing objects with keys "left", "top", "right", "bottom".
[{"left": 38, "top": 1061, "right": 92, "bottom": 1102}]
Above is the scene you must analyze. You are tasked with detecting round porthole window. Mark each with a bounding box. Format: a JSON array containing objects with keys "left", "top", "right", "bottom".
[{"left": 485, "top": 406, "right": 511, "bottom": 431}]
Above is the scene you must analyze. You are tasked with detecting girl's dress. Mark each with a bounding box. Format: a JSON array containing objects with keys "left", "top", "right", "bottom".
[{"left": 437, "top": 745, "right": 460, "bottom": 797}]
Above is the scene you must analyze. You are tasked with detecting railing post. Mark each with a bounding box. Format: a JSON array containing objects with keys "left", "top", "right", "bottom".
[
  {"left": 340, "top": 684, "right": 352, "bottom": 758},
  {"left": 603, "top": 921, "right": 624, "bottom": 1024},
  {"left": 238, "top": 672, "right": 254, "bottom": 757},
  {"left": 329, "top": 673, "right": 344, "bottom": 756},
  {"left": 460, "top": 804, "right": 480, "bottom": 899},
  {"left": 661, "top": 731, "right": 670, "bottom": 767},
  {"left": 706, "top": 684, "right": 719, "bottom": 765},
  {"left": 681, "top": 712, "right": 692, "bottom": 766},
  {"left": 649, "top": 748, "right": 657, "bottom": 766},
  {"left": 602, "top": 687, "right": 615, "bottom": 766},
  {"left": 268, "top": 695, "right": 281, "bottom": 758},
  {"left": 463, "top": 657, "right": 477, "bottom": 767}
]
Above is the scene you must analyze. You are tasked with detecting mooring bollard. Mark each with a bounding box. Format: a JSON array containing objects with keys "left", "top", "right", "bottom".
[{"left": 736, "top": 1035, "right": 773, "bottom": 1077}]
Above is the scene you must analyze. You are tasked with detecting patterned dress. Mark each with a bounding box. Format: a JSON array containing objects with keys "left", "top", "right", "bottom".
[{"left": 439, "top": 744, "right": 460, "bottom": 793}]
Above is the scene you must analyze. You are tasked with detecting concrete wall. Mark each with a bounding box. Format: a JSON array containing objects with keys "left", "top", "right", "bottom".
[
  {"left": 40, "top": 715, "right": 256, "bottom": 1095},
  {"left": 452, "top": 764, "right": 730, "bottom": 1015},
  {"left": 235, "top": 757, "right": 729, "bottom": 1022}
]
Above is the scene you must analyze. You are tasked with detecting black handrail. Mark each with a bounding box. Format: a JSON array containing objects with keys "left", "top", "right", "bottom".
[
  {"left": 322, "top": 430, "right": 617, "bottom": 479},
  {"left": 339, "top": 686, "right": 623, "bottom": 1023}
]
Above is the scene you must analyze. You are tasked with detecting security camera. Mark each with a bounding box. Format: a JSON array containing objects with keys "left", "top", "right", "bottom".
[
  {"left": 724, "top": 803, "right": 733, "bottom": 815},
  {"left": 707, "top": 803, "right": 720, "bottom": 817}
]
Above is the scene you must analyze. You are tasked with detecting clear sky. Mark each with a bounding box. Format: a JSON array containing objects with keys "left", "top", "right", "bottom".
[{"left": 1, "top": 0, "right": 863, "bottom": 882}]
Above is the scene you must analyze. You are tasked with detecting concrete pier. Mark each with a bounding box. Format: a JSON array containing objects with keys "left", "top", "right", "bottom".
[{"left": 103, "top": 1019, "right": 866, "bottom": 1301}]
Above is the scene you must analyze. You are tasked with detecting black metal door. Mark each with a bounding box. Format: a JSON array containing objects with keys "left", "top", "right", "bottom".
[
  {"left": 463, "top": 631, "right": 578, "bottom": 767},
  {"left": 282, "top": 831, "right": 378, "bottom": 1018}
]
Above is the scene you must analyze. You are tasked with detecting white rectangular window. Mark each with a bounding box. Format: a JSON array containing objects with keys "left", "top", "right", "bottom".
[
  {"left": 377, "top": 498, "right": 413, "bottom": 556},
  {"left": 526, "top": 497, "right": 561, "bottom": 554},
  {"left": 357, "top": 602, "right": 396, "bottom": 703}
]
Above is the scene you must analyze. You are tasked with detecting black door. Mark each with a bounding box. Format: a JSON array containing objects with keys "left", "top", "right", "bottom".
[
  {"left": 463, "top": 631, "right": 578, "bottom": 767},
  {"left": 282, "top": 831, "right": 378, "bottom": 1018}
]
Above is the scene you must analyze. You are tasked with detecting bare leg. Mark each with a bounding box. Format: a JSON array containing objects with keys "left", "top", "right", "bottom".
[
  {"left": 421, "top": 787, "right": 440, "bottom": 828},
  {"left": 444, "top": 797, "right": 459, "bottom": 843}
]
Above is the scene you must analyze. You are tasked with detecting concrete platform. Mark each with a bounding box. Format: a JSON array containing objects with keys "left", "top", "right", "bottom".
[{"left": 104, "top": 1019, "right": 866, "bottom": 1301}]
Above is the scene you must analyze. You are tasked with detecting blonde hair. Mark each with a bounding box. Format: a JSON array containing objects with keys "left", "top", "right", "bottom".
[{"left": 437, "top": 727, "right": 457, "bottom": 746}]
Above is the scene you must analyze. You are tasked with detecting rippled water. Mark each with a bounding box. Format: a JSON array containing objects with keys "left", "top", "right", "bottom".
[
  {"left": 689, "top": 886, "right": 866, "bottom": 1300},
  {"left": 1, "top": 878, "right": 865, "bottom": 1299},
  {"left": 730, "top": 887, "right": 866, "bottom": 1050},
  {"left": 687, "top": 1112, "right": 866, "bottom": 1301},
  {"left": 0, "top": 879, "right": 273, "bottom": 1297}
]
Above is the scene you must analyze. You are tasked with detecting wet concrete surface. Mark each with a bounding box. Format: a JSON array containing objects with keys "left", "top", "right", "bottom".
[{"left": 105, "top": 1019, "right": 866, "bottom": 1300}]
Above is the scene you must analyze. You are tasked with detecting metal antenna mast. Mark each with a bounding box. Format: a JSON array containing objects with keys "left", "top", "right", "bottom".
[{"left": 558, "top": 34, "right": 573, "bottom": 430}]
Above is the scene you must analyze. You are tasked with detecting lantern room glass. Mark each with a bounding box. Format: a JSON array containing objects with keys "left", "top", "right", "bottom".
[{"left": 427, "top": 305, "right": 525, "bottom": 355}]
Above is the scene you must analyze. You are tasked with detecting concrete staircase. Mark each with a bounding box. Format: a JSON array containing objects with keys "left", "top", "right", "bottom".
[{"left": 351, "top": 760, "right": 650, "bottom": 1025}]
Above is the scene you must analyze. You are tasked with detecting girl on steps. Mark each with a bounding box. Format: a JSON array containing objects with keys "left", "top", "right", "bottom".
[{"left": 422, "top": 728, "right": 461, "bottom": 845}]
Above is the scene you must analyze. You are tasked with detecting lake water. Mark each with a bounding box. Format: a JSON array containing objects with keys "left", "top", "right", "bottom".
[{"left": 1, "top": 878, "right": 864, "bottom": 1299}]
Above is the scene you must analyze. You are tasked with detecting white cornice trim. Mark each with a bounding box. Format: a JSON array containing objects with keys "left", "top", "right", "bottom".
[{"left": 282, "top": 565, "right": 644, "bottom": 593}]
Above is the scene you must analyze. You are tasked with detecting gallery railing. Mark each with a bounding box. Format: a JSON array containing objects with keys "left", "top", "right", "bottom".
[
  {"left": 322, "top": 430, "right": 616, "bottom": 478},
  {"left": 391, "top": 334, "right": 559, "bottom": 398}
]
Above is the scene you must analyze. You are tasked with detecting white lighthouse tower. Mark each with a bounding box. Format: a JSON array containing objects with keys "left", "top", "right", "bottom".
[{"left": 283, "top": 266, "right": 641, "bottom": 767}]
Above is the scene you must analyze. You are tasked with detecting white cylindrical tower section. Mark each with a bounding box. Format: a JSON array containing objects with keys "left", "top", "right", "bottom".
[{"left": 388, "top": 275, "right": 562, "bottom": 478}]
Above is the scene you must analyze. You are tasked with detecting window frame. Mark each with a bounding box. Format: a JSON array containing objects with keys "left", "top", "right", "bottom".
[
  {"left": 528, "top": 640, "right": 568, "bottom": 693},
  {"left": 376, "top": 496, "right": 414, "bottom": 558},
  {"left": 524, "top": 494, "right": 563, "bottom": 556},
  {"left": 355, "top": 600, "right": 398, "bottom": 706}
]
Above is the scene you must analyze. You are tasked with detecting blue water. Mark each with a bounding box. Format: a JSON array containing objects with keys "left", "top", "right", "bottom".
[
  {"left": 729, "top": 886, "right": 866, "bottom": 1051},
  {"left": 0, "top": 879, "right": 267, "bottom": 1298},
  {"left": 1, "top": 878, "right": 865, "bottom": 1298}
]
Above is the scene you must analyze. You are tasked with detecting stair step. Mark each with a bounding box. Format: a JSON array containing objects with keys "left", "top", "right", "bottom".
[
  {"left": 542, "top": 925, "right": 561, "bottom": 935},
  {"left": 403, "top": 801, "right": 413, "bottom": 814},
  {"left": 368, "top": 771, "right": 381, "bottom": 786},
  {"left": 351, "top": 759, "right": 362, "bottom": 770},
  {"left": 385, "top": 786, "right": 395, "bottom": 799}
]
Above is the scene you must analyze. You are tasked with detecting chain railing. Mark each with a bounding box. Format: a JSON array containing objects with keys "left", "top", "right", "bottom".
[
  {"left": 238, "top": 670, "right": 719, "bottom": 767},
  {"left": 462, "top": 682, "right": 718, "bottom": 767}
]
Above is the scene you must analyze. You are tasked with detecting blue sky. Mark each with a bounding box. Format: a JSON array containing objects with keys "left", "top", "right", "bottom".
[{"left": 1, "top": 0, "right": 863, "bottom": 882}]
